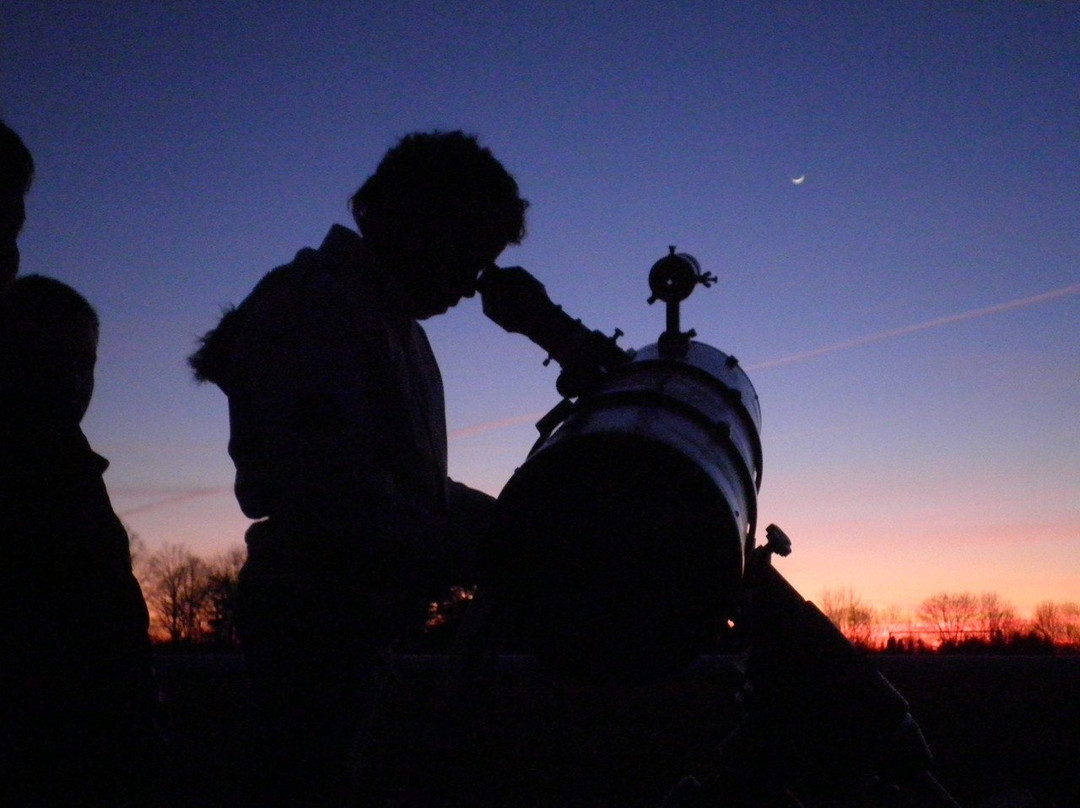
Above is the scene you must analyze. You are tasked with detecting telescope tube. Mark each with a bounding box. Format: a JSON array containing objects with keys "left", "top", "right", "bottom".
[{"left": 485, "top": 339, "right": 762, "bottom": 679}]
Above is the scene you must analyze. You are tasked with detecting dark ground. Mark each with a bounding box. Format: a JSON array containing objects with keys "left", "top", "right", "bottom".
[{"left": 150, "top": 652, "right": 1080, "bottom": 808}]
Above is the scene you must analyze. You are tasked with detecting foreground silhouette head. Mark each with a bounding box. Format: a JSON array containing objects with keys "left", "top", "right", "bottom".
[
  {"left": 0, "top": 275, "right": 98, "bottom": 424},
  {"left": 0, "top": 120, "right": 34, "bottom": 288},
  {"left": 350, "top": 130, "right": 528, "bottom": 318}
]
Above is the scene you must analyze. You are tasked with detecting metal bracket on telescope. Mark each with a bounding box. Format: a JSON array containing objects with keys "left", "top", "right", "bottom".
[{"left": 647, "top": 246, "right": 716, "bottom": 357}]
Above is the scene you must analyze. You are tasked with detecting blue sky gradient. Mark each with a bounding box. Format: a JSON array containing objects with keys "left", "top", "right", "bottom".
[{"left": 3, "top": 1, "right": 1076, "bottom": 613}]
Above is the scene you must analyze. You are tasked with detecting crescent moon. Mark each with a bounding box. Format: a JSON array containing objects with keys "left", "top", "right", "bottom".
[{"left": 792, "top": 175, "right": 805, "bottom": 185}]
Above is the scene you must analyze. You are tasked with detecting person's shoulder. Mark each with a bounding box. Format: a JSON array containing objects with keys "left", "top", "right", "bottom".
[
  {"left": 189, "top": 226, "right": 381, "bottom": 386},
  {"left": 190, "top": 235, "right": 332, "bottom": 385},
  {"left": 319, "top": 223, "right": 364, "bottom": 261},
  {"left": 246, "top": 225, "right": 365, "bottom": 303}
]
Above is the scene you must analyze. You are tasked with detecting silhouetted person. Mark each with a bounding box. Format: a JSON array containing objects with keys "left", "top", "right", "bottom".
[
  {"left": 189, "top": 130, "right": 528, "bottom": 805},
  {"left": 0, "top": 275, "right": 158, "bottom": 806},
  {"left": 0, "top": 119, "right": 34, "bottom": 290}
]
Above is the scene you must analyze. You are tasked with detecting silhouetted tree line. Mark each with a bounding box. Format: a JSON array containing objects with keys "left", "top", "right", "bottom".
[
  {"left": 819, "top": 586, "right": 1080, "bottom": 654},
  {"left": 127, "top": 510, "right": 1075, "bottom": 658},
  {"left": 129, "top": 529, "right": 477, "bottom": 652},
  {"left": 129, "top": 531, "right": 245, "bottom": 650},
  {"left": 129, "top": 533, "right": 1080, "bottom": 657}
]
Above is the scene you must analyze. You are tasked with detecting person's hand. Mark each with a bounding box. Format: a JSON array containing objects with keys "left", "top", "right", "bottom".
[{"left": 478, "top": 265, "right": 552, "bottom": 334}]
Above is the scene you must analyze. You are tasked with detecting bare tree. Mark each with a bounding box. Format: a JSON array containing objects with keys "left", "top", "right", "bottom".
[
  {"left": 975, "top": 592, "right": 1018, "bottom": 641},
  {"left": 144, "top": 544, "right": 212, "bottom": 645},
  {"left": 1031, "top": 601, "right": 1080, "bottom": 647},
  {"left": 202, "top": 545, "right": 246, "bottom": 648},
  {"left": 878, "top": 604, "right": 913, "bottom": 633},
  {"left": 820, "top": 587, "right": 878, "bottom": 649},
  {"left": 916, "top": 592, "right": 979, "bottom": 646}
]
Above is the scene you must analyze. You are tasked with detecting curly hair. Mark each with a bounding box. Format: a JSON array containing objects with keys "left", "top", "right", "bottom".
[{"left": 350, "top": 130, "right": 527, "bottom": 254}]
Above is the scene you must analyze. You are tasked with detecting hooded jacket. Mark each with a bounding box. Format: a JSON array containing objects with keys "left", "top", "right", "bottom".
[{"left": 190, "top": 225, "right": 450, "bottom": 560}]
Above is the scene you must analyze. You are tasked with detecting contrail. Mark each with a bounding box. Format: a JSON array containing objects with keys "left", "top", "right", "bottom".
[
  {"left": 745, "top": 282, "right": 1080, "bottom": 371},
  {"left": 448, "top": 282, "right": 1079, "bottom": 439},
  {"left": 119, "top": 283, "right": 1079, "bottom": 514},
  {"left": 116, "top": 486, "right": 229, "bottom": 517},
  {"left": 449, "top": 411, "right": 547, "bottom": 440}
]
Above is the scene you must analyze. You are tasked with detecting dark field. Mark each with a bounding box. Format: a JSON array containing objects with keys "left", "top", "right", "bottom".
[{"left": 152, "top": 653, "right": 1080, "bottom": 807}]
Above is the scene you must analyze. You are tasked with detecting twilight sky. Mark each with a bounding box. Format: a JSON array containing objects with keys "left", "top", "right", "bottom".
[{"left": 3, "top": 1, "right": 1076, "bottom": 615}]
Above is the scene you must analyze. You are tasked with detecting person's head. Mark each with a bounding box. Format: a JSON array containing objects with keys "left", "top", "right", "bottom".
[
  {"left": 0, "top": 120, "right": 34, "bottom": 288},
  {"left": 0, "top": 274, "right": 99, "bottom": 424},
  {"left": 350, "top": 130, "right": 528, "bottom": 319}
]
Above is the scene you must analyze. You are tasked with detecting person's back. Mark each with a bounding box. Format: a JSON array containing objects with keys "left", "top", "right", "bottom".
[{"left": 0, "top": 275, "right": 158, "bottom": 806}]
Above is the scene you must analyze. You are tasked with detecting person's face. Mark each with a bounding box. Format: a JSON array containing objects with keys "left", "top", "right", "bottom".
[
  {"left": 398, "top": 238, "right": 505, "bottom": 320},
  {"left": 68, "top": 321, "right": 98, "bottom": 422},
  {"left": 0, "top": 194, "right": 25, "bottom": 288},
  {"left": 225, "top": 393, "right": 273, "bottom": 519}
]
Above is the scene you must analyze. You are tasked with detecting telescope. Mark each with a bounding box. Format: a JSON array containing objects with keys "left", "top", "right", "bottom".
[
  {"left": 478, "top": 251, "right": 960, "bottom": 806},
  {"left": 479, "top": 248, "right": 757, "bottom": 679}
]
